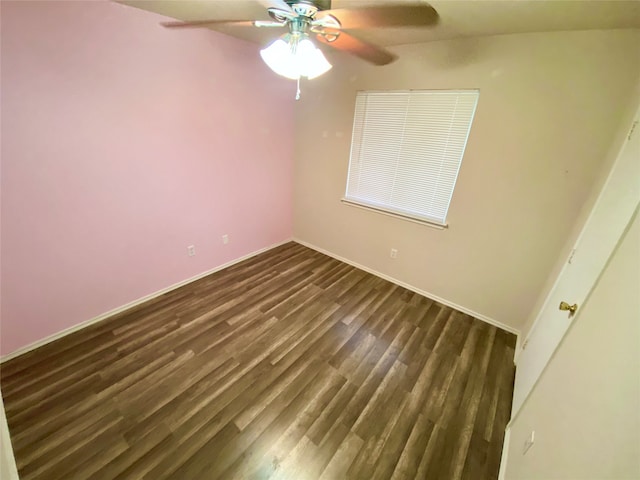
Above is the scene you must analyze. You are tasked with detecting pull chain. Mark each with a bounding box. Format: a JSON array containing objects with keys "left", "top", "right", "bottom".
[{"left": 295, "top": 76, "right": 301, "bottom": 101}]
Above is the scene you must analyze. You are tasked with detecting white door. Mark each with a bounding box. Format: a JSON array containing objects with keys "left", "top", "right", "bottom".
[{"left": 511, "top": 110, "right": 640, "bottom": 416}]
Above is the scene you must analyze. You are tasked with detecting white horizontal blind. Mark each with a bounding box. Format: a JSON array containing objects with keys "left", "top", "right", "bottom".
[{"left": 345, "top": 90, "right": 479, "bottom": 225}]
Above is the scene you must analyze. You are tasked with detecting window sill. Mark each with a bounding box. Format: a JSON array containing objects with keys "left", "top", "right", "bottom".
[{"left": 341, "top": 199, "right": 448, "bottom": 230}]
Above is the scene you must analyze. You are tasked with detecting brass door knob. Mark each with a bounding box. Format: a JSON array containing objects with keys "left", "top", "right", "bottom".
[{"left": 559, "top": 301, "right": 578, "bottom": 316}]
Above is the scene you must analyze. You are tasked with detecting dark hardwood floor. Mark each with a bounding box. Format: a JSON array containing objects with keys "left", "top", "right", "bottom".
[{"left": 1, "top": 241, "right": 516, "bottom": 480}]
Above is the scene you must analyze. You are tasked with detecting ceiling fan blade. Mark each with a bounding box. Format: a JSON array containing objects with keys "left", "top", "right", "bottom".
[
  {"left": 316, "top": 30, "right": 397, "bottom": 66},
  {"left": 257, "top": 0, "right": 294, "bottom": 14},
  {"left": 161, "top": 19, "right": 284, "bottom": 29},
  {"left": 317, "top": 3, "right": 439, "bottom": 29}
]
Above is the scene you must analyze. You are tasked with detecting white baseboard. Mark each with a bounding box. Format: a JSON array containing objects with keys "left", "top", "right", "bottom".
[
  {"left": 3, "top": 235, "right": 519, "bottom": 359},
  {"left": 514, "top": 335, "right": 522, "bottom": 360},
  {"left": 0, "top": 391, "right": 19, "bottom": 480},
  {"left": 293, "top": 237, "right": 520, "bottom": 337},
  {"left": 0, "top": 239, "right": 292, "bottom": 363},
  {"left": 498, "top": 426, "right": 511, "bottom": 480}
]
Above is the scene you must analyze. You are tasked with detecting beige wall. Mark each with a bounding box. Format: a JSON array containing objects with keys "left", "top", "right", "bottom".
[
  {"left": 505, "top": 207, "right": 640, "bottom": 479},
  {"left": 520, "top": 81, "right": 640, "bottom": 338},
  {"left": 293, "top": 29, "right": 640, "bottom": 331}
]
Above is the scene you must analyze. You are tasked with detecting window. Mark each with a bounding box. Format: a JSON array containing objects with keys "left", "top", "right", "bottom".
[{"left": 344, "top": 90, "right": 479, "bottom": 227}]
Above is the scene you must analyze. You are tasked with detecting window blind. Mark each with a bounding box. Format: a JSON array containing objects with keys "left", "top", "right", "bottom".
[{"left": 345, "top": 90, "right": 479, "bottom": 226}]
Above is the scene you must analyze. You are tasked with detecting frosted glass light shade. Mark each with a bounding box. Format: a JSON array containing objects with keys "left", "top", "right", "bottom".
[
  {"left": 260, "top": 39, "right": 299, "bottom": 80},
  {"left": 260, "top": 37, "right": 332, "bottom": 80}
]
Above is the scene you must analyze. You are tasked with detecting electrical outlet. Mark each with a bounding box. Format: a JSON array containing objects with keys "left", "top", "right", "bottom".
[
  {"left": 523, "top": 430, "right": 535, "bottom": 455},
  {"left": 222, "top": 234, "right": 229, "bottom": 245},
  {"left": 187, "top": 245, "right": 195, "bottom": 257},
  {"left": 390, "top": 248, "right": 398, "bottom": 259}
]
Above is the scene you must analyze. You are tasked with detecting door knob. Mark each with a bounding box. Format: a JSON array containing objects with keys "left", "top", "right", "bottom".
[{"left": 559, "top": 301, "right": 578, "bottom": 316}]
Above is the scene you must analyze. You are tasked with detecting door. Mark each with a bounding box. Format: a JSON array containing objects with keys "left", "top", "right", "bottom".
[{"left": 511, "top": 110, "right": 640, "bottom": 416}]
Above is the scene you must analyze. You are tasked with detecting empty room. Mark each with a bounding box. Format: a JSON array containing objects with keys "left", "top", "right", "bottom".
[{"left": 1, "top": 1, "right": 639, "bottom": 479}]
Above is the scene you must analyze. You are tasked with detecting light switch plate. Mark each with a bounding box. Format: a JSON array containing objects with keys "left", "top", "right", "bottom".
[{"left": 523, "top": 430, "right": 535, "bottom": 455}]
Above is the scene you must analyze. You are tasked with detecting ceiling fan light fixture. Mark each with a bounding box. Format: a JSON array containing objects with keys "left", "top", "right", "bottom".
[
  {"left": 297, "top": 38, "right": 332, "bottom": 79},
  {"left": 260, "top": 35, "right": 332, "bottom": 80},
  {"left": 260, "top": 38, "right": 299, "bottom": 79}
]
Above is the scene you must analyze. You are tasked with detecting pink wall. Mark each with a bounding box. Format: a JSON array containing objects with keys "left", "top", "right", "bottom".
[{"left": 0, "top": 1, "right": 295, "bottom": 356}]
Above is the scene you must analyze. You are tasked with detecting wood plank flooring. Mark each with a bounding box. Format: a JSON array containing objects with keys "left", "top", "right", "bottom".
[{"left": 1, "top": 241, "right": 516, "bottom": 480}]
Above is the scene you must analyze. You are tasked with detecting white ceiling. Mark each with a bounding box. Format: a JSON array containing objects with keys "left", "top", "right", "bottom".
[{"left": 122, "top": 0, "right": 640, "bottom": 47}]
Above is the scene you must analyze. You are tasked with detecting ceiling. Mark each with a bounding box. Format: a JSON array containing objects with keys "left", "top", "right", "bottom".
[{"left": 122, "top": 0, "right": 640, "bottom": 47}]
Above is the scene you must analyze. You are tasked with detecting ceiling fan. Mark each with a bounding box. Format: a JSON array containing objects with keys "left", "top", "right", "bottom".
[{"left": 161, "top": 0, "right": 439, "bottom": 93}]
